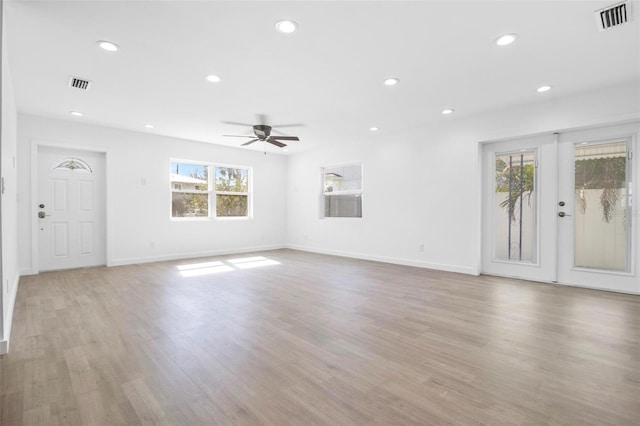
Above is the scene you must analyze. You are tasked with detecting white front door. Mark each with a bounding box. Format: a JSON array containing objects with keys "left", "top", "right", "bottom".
[
  {"left": 482, "top": 122, "right": 639, "bottom": 294},
  {"left": 37, "top": 146, "right": 106, "bottom": 271}
]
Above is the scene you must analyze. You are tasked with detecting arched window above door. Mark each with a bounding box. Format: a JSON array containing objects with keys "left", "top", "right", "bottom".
[{"left": 52, "top": 157, "right": 93, "bottom": 173}]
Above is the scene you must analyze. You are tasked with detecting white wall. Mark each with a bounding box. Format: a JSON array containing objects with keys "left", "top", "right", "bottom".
[
  {"left": 17, "top": 115, "right": 288, "bottom": 273},
  {"left": 1, "top": 0, "right": 19, "bottom": 354},
  {"left": 286, "top": 82, "right": 640, "bottom": 275}
]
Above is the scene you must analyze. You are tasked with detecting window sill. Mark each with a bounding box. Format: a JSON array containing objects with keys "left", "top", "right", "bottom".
[{"left": 170, "top": 216, "right": 253, "bottom": 222}]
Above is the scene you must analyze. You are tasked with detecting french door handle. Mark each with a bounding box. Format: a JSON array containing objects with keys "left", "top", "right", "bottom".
[{"left": 558, "top": 212, "right": 571, "bottom": 217}]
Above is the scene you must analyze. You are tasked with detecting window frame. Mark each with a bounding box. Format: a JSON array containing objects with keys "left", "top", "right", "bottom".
[
  {"left": 213, "top": 163, "right": 253, "bottom": 220},
  {"left": 169, "top": 159, "right": 253, "bottom": 221},
  {"left": 321, "top": 162, "right": 363, "bottom": 219}
]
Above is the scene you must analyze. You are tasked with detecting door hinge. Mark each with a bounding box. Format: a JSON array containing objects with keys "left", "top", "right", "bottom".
[
  {"left": 1, "top": 177, "right": 5, "bottom": 195},
  {"left": 629, "top": 151, "right": 633, "bottom": 160},
  {"left": 535, "top": 160, "right": 539, "bottom": 168}
]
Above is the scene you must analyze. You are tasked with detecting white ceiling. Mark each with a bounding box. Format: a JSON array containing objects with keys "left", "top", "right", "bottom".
[{"left": 6, "top": 1, "right": 640, "bottom": 154}]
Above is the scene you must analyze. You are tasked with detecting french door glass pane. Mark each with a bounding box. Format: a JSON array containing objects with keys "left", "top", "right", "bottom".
[
  {"left": 574, "top": 141, "right": 629, "bottom": 271},
  {"left": 494, "top": 151, "right": 537, "bottom": 262}
]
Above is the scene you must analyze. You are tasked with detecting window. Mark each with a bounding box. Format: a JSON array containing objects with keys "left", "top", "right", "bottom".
[
  {"left": 215, "top": 166, "right": 250, "bottom": 217},
  {"left": 322, "top": 163, "right": 362, "bottom": 218},
  {"left": 171, "top": 161, "right": 210, "bottom": 218},
  {"left": 170, "top": 161, "right": 251, "bottom": 219}
]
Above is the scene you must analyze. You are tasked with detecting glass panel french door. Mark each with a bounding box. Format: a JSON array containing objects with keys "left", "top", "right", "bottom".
[
  {"left": 557, "top": 123, "right": 638, "bottom": 293},
  {"left": 482, "top": 122, "right": 639, "bottom": 294},
  {"left": 481, "top": 135, "right": 557, "bottom": 282}
]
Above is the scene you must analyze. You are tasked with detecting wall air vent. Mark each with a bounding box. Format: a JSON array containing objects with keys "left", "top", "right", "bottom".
[
  {"left": 68, "top": 76, "right": 92, "bottom": 91},
  {"left": 595, "top": 1, "right": 631, "bottom": 31}
]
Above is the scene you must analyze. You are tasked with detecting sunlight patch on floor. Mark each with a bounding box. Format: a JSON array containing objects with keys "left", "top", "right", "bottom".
[
  {"left": 228, "top": 256, "right": 281, "bottom": 269},
  {"left": 177, "top": 256, "right": 280, "bottom": 277}
]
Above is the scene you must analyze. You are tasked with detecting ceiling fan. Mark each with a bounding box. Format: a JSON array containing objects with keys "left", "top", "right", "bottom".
[{"left": 223, "top": 114, "right": 302, "bottom": 148}]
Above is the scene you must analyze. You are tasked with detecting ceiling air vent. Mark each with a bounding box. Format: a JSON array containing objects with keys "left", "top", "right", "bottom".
[
  {"left": 68, "top": 76, "right": 92, "bottom": 91},
  {"left": 595, "top": 1, "right": 631, "bottom": 31}
]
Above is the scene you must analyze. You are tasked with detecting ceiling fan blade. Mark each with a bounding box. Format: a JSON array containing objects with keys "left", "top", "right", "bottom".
[
  {"left": 271, "top": 123, "right": 305, "bottom": 129},
  {"left": 222, "top": 121, "right": 254, "bottom": 127},
  {"left": 271, "top": 136, "right": 299, "bottom": 141},
  {"left": 267, "top": 139, "right": 287, "bottom": 148},
  {"left": 223, "top": 134, "right": 254, "bottom": 138},
  {"left": 241, "top": 138, "right": 260, "bottom": 146}
]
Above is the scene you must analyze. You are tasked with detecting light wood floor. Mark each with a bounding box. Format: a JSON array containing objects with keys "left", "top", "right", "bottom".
[{"left": 1, "top": 249, "right": 639, "bottom": 425}]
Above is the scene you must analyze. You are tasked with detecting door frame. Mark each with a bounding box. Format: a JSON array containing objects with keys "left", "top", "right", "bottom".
[
  {"left": 478, "top": 121, "right": 639, "bottom": 294},
  {"left": 30, "top": 139, "right": 111, "bottom": 273}
]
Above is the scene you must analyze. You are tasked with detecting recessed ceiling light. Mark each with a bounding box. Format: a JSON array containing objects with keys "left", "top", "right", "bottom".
[
  {"left": 69, "top": 111, "right": 83, "bottom": 117},
  {"left": 283, "top": 149, "right": 289, "bottom": 152},
  {"left": 442, "top": 109, "right": 454, "bottom": 115},
  {"left": 537, "top": 85, "right": 552, "bottom": 93},
  {"left": 384, "top": 77, "right": 400, "bottom": 86},
  {"left": 370, "top": 126, "right": 379, "bottom": 131},
  {"left": 144, "top": 124, "right": 154, "bottom": 129},
  {"left": 96, "top": 40, "right": 119, "bottom": 52},
  {"left": 205, "top": 74, "right": 221, "bottom": 83},
  {"left": 495, "top": 33, "right": 518, "bottom": 46},
  {"left": 275, "top": 20, "right": 298, "bottom": 34}
]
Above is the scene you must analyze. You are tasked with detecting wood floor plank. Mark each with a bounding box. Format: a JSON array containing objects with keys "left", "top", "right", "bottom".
[{"left": 1, "top": 249, "right": 639, "bottom": 425}]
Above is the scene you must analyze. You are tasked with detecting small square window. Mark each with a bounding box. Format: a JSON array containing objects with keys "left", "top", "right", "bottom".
[{"left": 322, "top": 163, "right": 362, "bottom": 218}]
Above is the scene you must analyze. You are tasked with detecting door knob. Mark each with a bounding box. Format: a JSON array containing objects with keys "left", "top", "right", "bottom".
[
  {"left": 558, "top": 212, "right": 571, "bottom": 217},
  {"left": 38, "top": 211, "right": 50, "bottom": 219}
]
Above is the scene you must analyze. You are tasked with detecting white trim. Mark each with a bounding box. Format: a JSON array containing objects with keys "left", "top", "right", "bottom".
[
  {"left": 0, "top": 273, "right": 20, "bottom": 355},
  {"left": 110, "top": 244, "right": 285, "bottom": 266},
  {"left": 483, "top": 272, "right": 640, "bottom": 296},
  {"left": 552, "top": 133, "right": 560, "bottom": 283},
  {"left": 322, "top": 190, "right": 362, "bottom": 196},
  {"left": 286, "top": 244, "right": 477, "bottom": 275},
  {"left": 473, "top": 140, "right": 482, "bottom": 275}
]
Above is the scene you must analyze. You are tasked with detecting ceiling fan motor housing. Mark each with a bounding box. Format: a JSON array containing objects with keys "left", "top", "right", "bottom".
[{"left": 253, "top": 124, "right": 272, "bottom": 139}]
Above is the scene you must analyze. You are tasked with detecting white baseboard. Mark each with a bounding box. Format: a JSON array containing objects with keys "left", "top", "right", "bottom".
[
  {"left": 286, "top": 244, "right": 476, "bottom": 275},
  {"left": 1, "top": 273, "right": 20, "bottom": 355},
  {"left": 110, "top": 244, "right": 287, "bottom": 267}
]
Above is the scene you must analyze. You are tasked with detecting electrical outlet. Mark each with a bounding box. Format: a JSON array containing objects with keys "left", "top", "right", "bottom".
[
  {"left": 417, "top": 244, "right": 424, "bottom": 252},
  {"left": 149, "top": 241, "right": 155, "bottom": 249}
]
